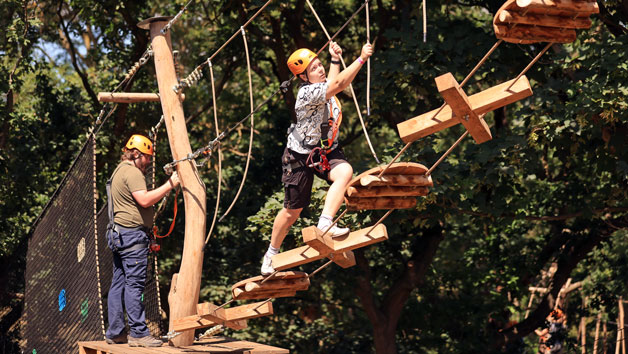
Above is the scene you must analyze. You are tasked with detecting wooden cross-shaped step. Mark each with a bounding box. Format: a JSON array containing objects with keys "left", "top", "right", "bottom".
[
  {"left": 231, "top": 271, "right": 310, "bottom": 300},
  {"left": 171, "top": 301, "right": 273, "bottom": 332},
  {"left": 397, "top": 73, "right": 533, "bottom": 144},
  {"left": 270, "top": 223, "right": 388, "bottom": 272}
]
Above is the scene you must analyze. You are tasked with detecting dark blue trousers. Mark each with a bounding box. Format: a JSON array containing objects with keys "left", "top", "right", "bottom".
[{"left": 105, "top": 228, "right": 150, "bottom": 339}]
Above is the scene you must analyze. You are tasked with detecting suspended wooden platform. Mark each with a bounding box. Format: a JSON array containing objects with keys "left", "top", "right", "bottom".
[
  {"left": 78, "top": 336, "right": 288, "bottom": 353},
  {"left": 345, "top": 162, "right": 432, "bottom": 211},
  {"left": 397, "top": 74, "right": 533, "bottom": 144},
  {"left": 493, "top": 0, "right": 598, "bottom": 44},
  {"left": 270, "top": 224, "right": 388, "bottom": 272},
  {"left": 171, "top": 301, "right": 273, "bottom": 332},
  {"left": 231, "top": 271, "right": 310, "bottom": 300}
]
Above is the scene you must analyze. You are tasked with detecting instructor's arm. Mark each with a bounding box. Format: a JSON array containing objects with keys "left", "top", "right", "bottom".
[{"left": 132, "top": 172, "right": 180, "bottom": 208}]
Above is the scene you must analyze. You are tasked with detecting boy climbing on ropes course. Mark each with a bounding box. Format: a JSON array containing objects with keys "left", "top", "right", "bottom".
[
  {"left": 104, "top": 134, "right": 180, "bottom": 347},
  {"left": 261, "top": 41, "right": 373, "bottom": 275},
  {"left": 535, "top": 307, "right": 567, "bottom": 354}
]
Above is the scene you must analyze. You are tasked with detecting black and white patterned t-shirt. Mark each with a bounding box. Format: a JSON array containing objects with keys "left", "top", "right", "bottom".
[{"left": 286, "top": 81, "right": 342, "bottom": 154}]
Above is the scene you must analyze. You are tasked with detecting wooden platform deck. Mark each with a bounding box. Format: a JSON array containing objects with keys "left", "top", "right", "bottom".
[{"left": 78, "top": 336, "right": 289, "bottom": 354}]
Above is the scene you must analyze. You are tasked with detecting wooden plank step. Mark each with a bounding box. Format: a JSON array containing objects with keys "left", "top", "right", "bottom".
[
  {"left": 516, "top": 0, "right": 599, "bottom": 14},
  {"left": 271, "top": 224, "right": 388, "bottom": 271},
  {"left": 231, "top": 272, "right": 310, "bottom": 300},
  {"left": 397, "top": 76, "right": 532, "bottom": 143},
  {"left": 436, "top": 72, "right": 492, "bottom": 143},
  {"left": 171, "top": 301, "right": 273, "bottom": 332}
]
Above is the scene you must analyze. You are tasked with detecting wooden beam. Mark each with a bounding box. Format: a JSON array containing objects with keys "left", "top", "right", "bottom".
[
  {"left": 244, "top": 277, "right": 310, "bottom": 292},
  {"left": 397, "top": 76, "right": 533, "bottom": 143},
  {"left": 97, "top": 92, "right": 185, "bottom": 103},
  {"left": 172, "top": 301, "right": 273, "bottom": 332},
  {"left": 143, "top": 16, "right": 207, "bottom": 347},
  {"left": 272, "top": 224, "right": 388, "bottom": 271},
  {"left": 360, "top": 174, "right": 433, "bottom": 188},
  {"left": 498, "top": 10, "right": 592, "bottom": 29},
  {"left": 516, "top": 0, "right": 599, "bottom": 14},
  {"left": 435, "top": 72, "right": 492, "bottom": 143},
  {"left": 494, "top": 24, "right": 577, "bottom": 43}
]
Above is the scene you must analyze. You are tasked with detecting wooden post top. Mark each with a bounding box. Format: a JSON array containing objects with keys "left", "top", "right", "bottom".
[{"left": 137, "top": 16, "right": 173, "bottom": 30}]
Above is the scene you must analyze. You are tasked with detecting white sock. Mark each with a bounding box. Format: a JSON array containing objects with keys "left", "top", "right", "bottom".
[
  {"left": 266, "top": 245, "right": 279, "bottom": 257},
  {"left": 317, "top": 214, "right": 333, "bottom": 231}
]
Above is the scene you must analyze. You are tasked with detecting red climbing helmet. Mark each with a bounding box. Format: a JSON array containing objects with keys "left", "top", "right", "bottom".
[
  {"left": 287, "top": 48, "right": 317, "bottom": 75},
  {"left": 125, "top": 134, "right": 153, "bottom": 156}
]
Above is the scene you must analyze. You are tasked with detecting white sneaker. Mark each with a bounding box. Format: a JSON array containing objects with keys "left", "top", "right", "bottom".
[
  {"left": 261, "top": 254, "right": 275, "bottom": 275},
  {"left": 319, "top": 224, "right": 350, "bottom": 238}
]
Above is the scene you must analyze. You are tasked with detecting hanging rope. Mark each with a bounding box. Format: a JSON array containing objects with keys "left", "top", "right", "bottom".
[
  {"left": 160, "top": 0, "right": 196, "bottom": 35},
  {"left": 173, "top": 0, "right": 275, "bottom": 93},
  {"left": 366, "top": 0, "right": 371, "bottom": 117},
  {"left": 203, "top": 60, "right": 224, "bottom": 245},
  {"left": 305, "top": 0, "right": 380, "bottom": 164},
  {"left": 217, "top": 27, "right": 255, "bottom": 223},
  {"left": 507, "top": 42, "right": 554, "bottom": 90}
]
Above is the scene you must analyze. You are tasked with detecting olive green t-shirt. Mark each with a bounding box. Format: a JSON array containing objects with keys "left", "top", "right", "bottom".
[{"left": 111, "top": 161, "right": 153, "bottom": 228}]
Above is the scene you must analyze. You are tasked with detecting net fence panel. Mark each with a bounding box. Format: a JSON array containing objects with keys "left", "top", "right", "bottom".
[
  {"left": 22, "top": 138, "right": 102, "bottom": 353},
  {"left": 22, "top": 137, "right": 163, "bottom": 353}
]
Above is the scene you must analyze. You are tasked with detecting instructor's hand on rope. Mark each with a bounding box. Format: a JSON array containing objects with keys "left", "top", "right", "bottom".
[
  {"left": 169, "top": 171, "right": 180, "bottom": 189},
  {"left": 329, "top": 41, "right": 342, "bottom": 60},
  {"left": 360, "top": 43, "right": 373, "bottom": 62}
]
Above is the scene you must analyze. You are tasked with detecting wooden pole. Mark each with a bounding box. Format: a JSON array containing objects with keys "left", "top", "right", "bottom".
[
  {"left": 595, "top": 313, "right": 602, "bottom": 354},
  {"left": 141, "top": 16, "right": 207, "bottom": 346},
  {"left": 604, "top": 321, "right": 608, "bottom": 354}
]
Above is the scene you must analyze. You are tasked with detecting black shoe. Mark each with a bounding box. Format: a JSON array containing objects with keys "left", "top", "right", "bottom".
[{"left": 105, "top": 332, "right": 128, "bottom": 344}]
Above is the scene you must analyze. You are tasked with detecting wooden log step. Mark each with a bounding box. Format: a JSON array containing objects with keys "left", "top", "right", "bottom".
[
  {"left": 516, "top": 0, "right": 599, "bottom": 15},
  {"left": 346, "top": 196, "right": 418, "bottom": 211},
  {"left": 359, "top": 174, "right": 433, "bottom": 187},
  {"left": 397, "top": 76, "right": 532, "bottom": 143},
  {"left": 494, "top": 24, "right": 577, "bottom": 43},
  {"left": 231, "top": 271, "right": 310, "bottom": 300},
  {"left": 497, "top": 10, "right": 592, "bottom": 29},
  {"left": 271, "top": 224, "right": 388, "bottom": 271},
  {"left": 233, "top": 288, "right": 298, "bottom": 300},
  {"left": 347, "top": 186, "right": 429, "bottom": 198}
]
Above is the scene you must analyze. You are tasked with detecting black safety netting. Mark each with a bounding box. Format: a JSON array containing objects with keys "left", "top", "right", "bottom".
[{"left": 22, "top": 136, "right": 162, "bottom": 353}]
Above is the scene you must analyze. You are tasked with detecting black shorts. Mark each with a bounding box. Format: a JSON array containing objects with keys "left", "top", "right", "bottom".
[{"left": 281, "top": 147, "right": 348, "bottom": 209}]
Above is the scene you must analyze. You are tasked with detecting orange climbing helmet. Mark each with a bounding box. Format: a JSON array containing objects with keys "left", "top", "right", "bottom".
[
  {"left": 287, "top": 48, "right": 317, "bottom": 75},
  {"left": 550, "top": 308, "right": 564, "bottom": 319},
  {"left": 125, "top": 134, "right": 153, "bottom": 156}
]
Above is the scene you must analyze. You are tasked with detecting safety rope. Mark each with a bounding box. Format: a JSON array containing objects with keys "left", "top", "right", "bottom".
[
  {"left": 305, "top": 0, "right": 380, "bottom": 164},
  {"left": 218, "top": 27, "right": 255, "bottom": 223},
  {"left": 507, "top": 42, "right": 554, "bottom": 90},
  {"left": 173, "top": 0, "right": 275, "bottom": 93},
  {"left": 203, "top": 60, "right": 224, "bottom": 245},
  {"left": 160, "top": 0, "right": 196, "bottom": 35}
]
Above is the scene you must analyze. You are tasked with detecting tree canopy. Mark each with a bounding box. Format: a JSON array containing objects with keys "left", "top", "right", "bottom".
[{"left": 1, "top": 0, "right": 627, "bottom": 353}]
